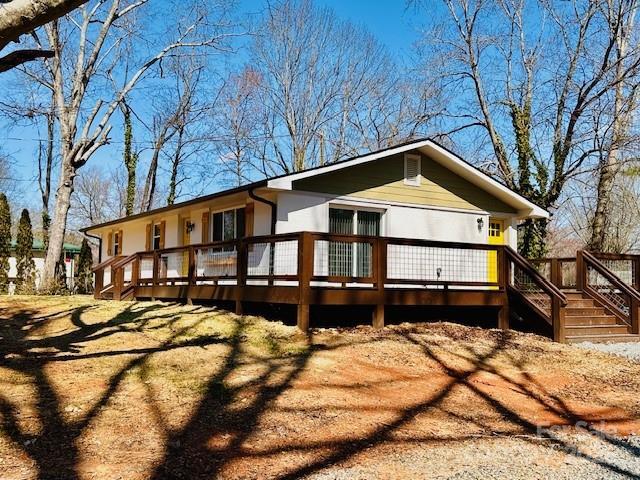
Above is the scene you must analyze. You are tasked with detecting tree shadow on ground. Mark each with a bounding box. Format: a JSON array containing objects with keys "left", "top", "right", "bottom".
[{"left": 1, "top": 302, "right": 639, "bottom": 479}]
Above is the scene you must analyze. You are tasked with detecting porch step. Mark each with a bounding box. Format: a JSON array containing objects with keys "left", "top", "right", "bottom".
[
  {"left": 565, "top": 299, "right": 596, "bottom": 308},
  {"left": 565, "top": 333, "right": 640, "bottom": 344},
  {"left": 565, "top": 324, "right": 630, "bottom": 337},
  {"left": 565, "top": 307, "right": 606, "bottom": 317},
  {"left": 563, "top": 290, "right": 589, "bottom": 299},
  {"left": 564, "top": 314, "right": 620, "bottom": 326}
]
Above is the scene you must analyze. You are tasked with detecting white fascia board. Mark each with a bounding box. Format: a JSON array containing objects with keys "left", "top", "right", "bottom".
[{"left": 266, "top": 140, "right": 433, "bottom": 190}]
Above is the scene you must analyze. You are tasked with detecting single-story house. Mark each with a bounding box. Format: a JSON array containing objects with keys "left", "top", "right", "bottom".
[
  {"left": 89, "top": 138, "right": 631, "bottom": 342},
  {"left": 84, "top": 139, "right": 547, "bottom": 260}
]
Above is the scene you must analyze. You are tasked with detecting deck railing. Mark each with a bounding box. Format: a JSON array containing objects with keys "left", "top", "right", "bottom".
[
  {"left": 505, "top": 247, "right": 567, "bottom": 341},
  {"left": 577, "top": 250, "right": 640, "bottom": 333},
  {"left": 98, "top": 232, "right": 510, "bottom": 300}
]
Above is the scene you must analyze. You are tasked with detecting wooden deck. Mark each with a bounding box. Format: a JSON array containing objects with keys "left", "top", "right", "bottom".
[{"left": 92, "top": 232, "right": 640, "bottom": 343}]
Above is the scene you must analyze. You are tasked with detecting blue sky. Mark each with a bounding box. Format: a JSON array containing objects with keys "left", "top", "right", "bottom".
[{"left": 1, "top": 0, "right": 424, "bottom": 211}]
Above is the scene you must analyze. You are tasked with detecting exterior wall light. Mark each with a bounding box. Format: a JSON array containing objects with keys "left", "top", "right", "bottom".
[
  {"left": 186, "top": 221, "right": 195, "bottom": 233},
  {"left": 477, "top": 217, "right": 484, "bottom": 232}
]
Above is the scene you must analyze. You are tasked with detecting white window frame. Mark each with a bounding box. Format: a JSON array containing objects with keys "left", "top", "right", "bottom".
[
  {"left": 327, "top": 204, "right": 386, "bottom": 236},
  {"left": 404, "top": 153, "right": 421, "bottom": 186},
  {"left": 328, "top": 205, "right": 385, "bottom": 278}
]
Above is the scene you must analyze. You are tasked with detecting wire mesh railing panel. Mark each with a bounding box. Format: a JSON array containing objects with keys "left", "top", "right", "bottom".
[
  {"left": 586, "top": 265, "right": 629, "bottom": 316},
  {"left": 196, "top": 246, "right": 237, "bottom": 278},
  {"left": 560, "top": 260, "right": 576, "bottom": 288},
  {"left": 139, "top": 257, "right": 154, "bottom": 280},
  {"left": 598, "top": 259, "right": 633, "bottom": 286},
  {"left": 386, "top": 244, "right": 494, "bottom": 284},
  {"left": 123, "top": 262, "right": 133, "bottom": 284},
  {"left": 511, "top": 262, "right": 551, "bottom": 316},
  {"left": 532, "top": 261, "right": 551, "bottom": 282},
  {"left": 313, "top": 240, "right": 374, "bottom": 278},
  {"left": 247, "top": 240, "right": 299, "bottom": 277},
  {"left": 158, "top": 251, "right": 188, "bottom": 280}
]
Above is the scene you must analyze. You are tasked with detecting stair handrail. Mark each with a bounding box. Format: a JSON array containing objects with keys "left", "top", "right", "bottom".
[
  {"left": 579, "top": 250, "right": 640, "bottom": 333},
  {"left": 91, "top": 255, "right": 122, "bottom": 273},
  {"left": 505, "top": 247, "right": 567, "bottom": 304},
  {"left": 111, "top": 252, "right": 138, "bottom": 270},
  {"left": 505, "top": 247, "right": 567, "bottom": 342}
]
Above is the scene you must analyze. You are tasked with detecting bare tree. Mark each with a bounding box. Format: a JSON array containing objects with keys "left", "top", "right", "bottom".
[
  {"left": 425, "top": 0, "right": 640, "bottom": 257},
  {"left": 250, "top": 0, "right": 408, "bottom": 173},
  {"left": 14, "top": 0, "right": 237, "bottom": 285},
  {"left": 70, "top": 165, "right": 124, "bottom": 228},
  {"left": 212, "top": 67, "right": 262, "bottom": 186},
  {"left": 589, "top": 0, "right": 640, "bottom": 250},
  {"left": 0, "top": 0, "right": 88, "bottom": 72}
]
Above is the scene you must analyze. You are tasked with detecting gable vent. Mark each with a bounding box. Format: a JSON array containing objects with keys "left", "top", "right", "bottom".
[{"left": 404, "top": 154, "right": 421, "bottom": 186}]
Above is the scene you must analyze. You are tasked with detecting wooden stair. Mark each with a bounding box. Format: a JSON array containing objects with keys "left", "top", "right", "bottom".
[{"left": 562, "top": 290, "right": 636, "bottom": 343}]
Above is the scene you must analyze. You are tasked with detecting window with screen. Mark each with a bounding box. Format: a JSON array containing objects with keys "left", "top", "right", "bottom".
[
  {"left": 113, "top": 232, "right": 121, "bottom": 255},
  {"left": 153, "top": 224, "right": 162, "bottom": 250},
  {"left": 211, "top": 207, "right": 245, "bottom": 241}
]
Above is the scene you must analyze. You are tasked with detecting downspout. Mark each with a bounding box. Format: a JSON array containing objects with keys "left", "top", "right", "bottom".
[
  {"left": 84, "top": 231, "right": 103, "bottom": 263},
  {"left": 248, "top": 187, "right": 277, "bottom": 235}
]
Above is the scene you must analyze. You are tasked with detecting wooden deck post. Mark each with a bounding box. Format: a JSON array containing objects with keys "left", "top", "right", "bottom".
[
  {"left": 235, "top": 240, "right": 247, "bottom": 315},
  {"left": 186, "top": 246, "right": 195, "bottom": 305},
  {"left": 151, "top": 251, "right": 159, "bottom": 301},
  {"left": 552, "top": 295, "right": 566, "bottom": 343},
  {"left": 297, "top": 232, "right": 313, "bottom": 332},
  {"left": 498, "top": 246, "right": 509, "bottom": 330},
  {"left": 550, "top": 258, "right": 561, "bottom": 288},
  {"left": 631, "top": 296, "right": 640, "bottom": 335},
  {"left": 575, "top": 250, "right": 585, "bottom": 291},
  {"left": 113, "top": 265, "right": 123, "bottom": 301},
  {"left": 94, "top": 267, "right": 104, "bottom": 300},
  {"left": 373, "top": 237, "right": 387, "bottom": 329}
]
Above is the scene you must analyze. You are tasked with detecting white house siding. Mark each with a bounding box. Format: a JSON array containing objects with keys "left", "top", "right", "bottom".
[
  {"left": 8, "top": 254, "right": 75, "bottom": 292},
  {"left": 275, "top": 191, "right": 491, "bottom": 243},
  {"left": 275, "top": 190, "right": 518, "bottom": 285}
]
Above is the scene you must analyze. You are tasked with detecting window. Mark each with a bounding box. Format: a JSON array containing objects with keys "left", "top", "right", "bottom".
[
  {"left": 211, "top": 207, "right": 245, "bottom": 241},
  {"left": 113, "top": 232, "right": 121, "bottom": 255},
  {"left": 328, "top": 207, "right": 382, "bottom": 277},
  {"left": 153, "top": 224, "right": 162, "bottom": 250},
  {"left": 404, "top": 153, "right": 421, "bottom": 186}
]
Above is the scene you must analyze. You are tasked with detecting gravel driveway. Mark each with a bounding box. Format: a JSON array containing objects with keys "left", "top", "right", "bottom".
[{"left": 576, "top": 342, "right": 640, "bottom": 362}]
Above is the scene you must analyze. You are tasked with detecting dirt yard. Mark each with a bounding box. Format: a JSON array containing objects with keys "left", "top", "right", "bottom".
[{"left": 2, "top": 296, "right": 640, "bottom": 479}]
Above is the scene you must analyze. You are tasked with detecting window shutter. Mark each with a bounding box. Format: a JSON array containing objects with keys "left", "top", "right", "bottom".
[
  {"left": 213, "top": 212, "right": 223, "bottom": 241},
  {"left": 404, "top": 154, "right": 421, "bottom": 186},
  {"left": 107, "top": 232, "right": 113, "bottom": 256},
  {"left": 145, "top": 224, "right": 151, "bottom": 251},
  {"left": 118, "top": 230, "right": 124, "bottom": 255},
  {"left": 244, "top": 203, "right": 254, "bottom": 237},
  {"left": 159, "top": 221, "right": 166, "bottom": 249},
  {"left": 236, "top": 207, "right": 246, "bottom": 238},
  {"left": 201, "top": 212, "right": 209, "bottom": 243}
]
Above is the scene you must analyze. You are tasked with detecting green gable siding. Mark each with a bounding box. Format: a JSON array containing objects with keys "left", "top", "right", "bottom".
[{"left": 293, "top": 152, "right": 517, "bottom": 213}]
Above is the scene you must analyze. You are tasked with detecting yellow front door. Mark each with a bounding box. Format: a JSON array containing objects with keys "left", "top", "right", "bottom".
[{"left": 487, "top": 219, "right": 505, "bottom": 283}]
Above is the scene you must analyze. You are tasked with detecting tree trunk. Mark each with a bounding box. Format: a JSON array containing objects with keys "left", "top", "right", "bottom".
[
  {"left": 588, "top": 7, "right": 635, "bottom": 252},
  {"left": 43, "top": 160, "right": 75, "bottom": 285},
  {"left": 166, "top": 126, "right": 185, "bottom": 205},
  {"left": 518, "top": 218, "right": 548, "bottom": 259},
  {"left": 122, "top": 104, "right": 137, "bottom": 216}
]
